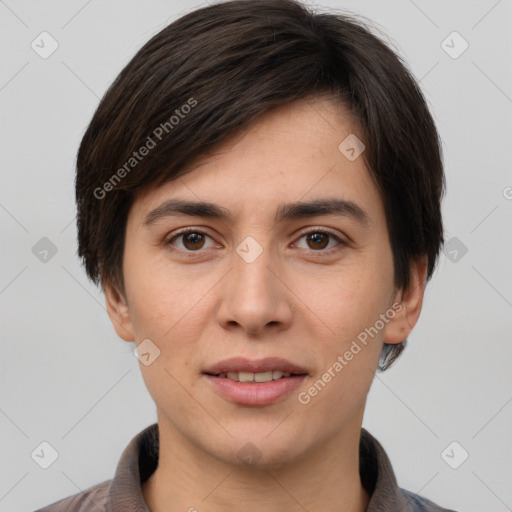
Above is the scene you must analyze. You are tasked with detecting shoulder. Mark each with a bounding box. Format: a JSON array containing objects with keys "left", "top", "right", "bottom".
[
  {"left": 400, "top": 487, "right": 459, "bottom": 512},
  {"left": 34, "top": 480, "right": 110, "bottom": 512}
]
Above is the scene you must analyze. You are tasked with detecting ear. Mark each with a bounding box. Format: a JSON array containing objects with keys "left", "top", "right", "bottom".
[
  {"left": 383, "top": 255, "right": 428, "bottom": 344},
  {"left": 103, "top": 280, "right": 135, "bottom": 342}
]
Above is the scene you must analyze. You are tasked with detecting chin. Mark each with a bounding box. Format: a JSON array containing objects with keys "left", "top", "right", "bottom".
[
  {"left": 210, "top": 431, "right": 307, "bottom": 471},
  {"left": 228, "top": 445, "right": 299, "bottom": 471}
]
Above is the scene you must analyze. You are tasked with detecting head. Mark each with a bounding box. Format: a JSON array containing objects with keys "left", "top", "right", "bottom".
[{"left": 75, "top": 0, "right": 444, "bottom": 467}]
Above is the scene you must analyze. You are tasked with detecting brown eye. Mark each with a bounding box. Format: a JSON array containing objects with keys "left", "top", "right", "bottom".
[
  {"left": 166, "top": 229, "right": 214, "bottom": 252},
  {"left": 181, "top": 232, "right": 206, "bottom": 250},
  {"left": 295, "top": 230, "right": 344, "bottom": 253},
  {"left": 305, "top": 232, "right": 330, "bottom": 250}
]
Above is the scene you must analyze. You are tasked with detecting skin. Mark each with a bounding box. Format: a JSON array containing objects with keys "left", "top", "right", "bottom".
[{"left": 105, "top": 96, "right": 428, "bottom": 512}]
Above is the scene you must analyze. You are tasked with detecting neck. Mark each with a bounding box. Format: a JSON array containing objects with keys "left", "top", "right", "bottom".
[{"left": 142, "top": 413, "right": 370, "bottom": 512}]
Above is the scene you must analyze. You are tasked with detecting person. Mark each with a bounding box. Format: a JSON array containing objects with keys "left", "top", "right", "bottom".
[{"left": 36, "top": 0, "right": 457, "bottom": 510}]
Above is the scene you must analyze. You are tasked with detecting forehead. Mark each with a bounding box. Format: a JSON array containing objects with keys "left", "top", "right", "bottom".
[{"left": 128, "top": 97, "right": 385, "bottom": 230}]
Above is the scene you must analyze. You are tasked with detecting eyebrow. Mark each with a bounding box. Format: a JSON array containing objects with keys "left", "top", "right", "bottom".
[{"left": 143, "top": 198, "right": 371, "bottom": 229}]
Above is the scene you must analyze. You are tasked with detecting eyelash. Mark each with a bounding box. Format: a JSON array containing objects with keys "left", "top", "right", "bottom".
[{"left": 165, "top": 227, "right": 347, "bottom": 257}]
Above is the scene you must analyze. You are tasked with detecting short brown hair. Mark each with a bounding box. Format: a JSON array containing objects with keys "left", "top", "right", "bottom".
[{"left": 75, "top": 0, "right": 445, "bottom": 371}]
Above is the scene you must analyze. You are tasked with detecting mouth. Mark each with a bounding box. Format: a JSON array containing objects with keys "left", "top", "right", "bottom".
[
  {"left": 202, "top": 357, "right": 308, "bottom": 405},
  {"left": 204, "top": 370, "right": 306, "bottom": 382}
]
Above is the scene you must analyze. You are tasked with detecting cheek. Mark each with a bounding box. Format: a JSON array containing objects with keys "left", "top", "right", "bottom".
[
  {"left": 124, "top": 258, "right": 215, "bottom": 369},
  {"left": 316, "top": 263, "right": 391, "bottom": 336},
  {"left": 123, "top": 246, "right": 185, "bottom": 335},
  {"left": 299, "top": 255, "right": 392, "bottom": 384},
  {"left": 125, "top": 281, "right": 172, "bottom": 339}
]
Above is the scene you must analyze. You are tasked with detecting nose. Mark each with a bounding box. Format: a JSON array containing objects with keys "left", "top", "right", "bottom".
[{"left": 216, "top": 239, "right": 293, "bottom": 336}]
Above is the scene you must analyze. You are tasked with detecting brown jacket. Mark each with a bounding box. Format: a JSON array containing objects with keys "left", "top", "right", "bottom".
[{"left": 35, "top": 423, "right": 457, "bottom": 511}]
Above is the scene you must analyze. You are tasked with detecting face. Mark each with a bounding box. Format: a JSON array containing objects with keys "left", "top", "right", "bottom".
[{"left": 106, "top": 96, "right": 426, "bottom": 469}]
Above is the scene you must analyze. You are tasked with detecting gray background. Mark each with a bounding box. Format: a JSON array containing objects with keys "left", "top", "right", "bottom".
[{"left": 1, "top": 1, "right": 511, "bottom": 511}]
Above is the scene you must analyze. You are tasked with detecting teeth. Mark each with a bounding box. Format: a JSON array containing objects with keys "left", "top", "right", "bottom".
[
  {"left": 218, "top": 371, "right": 293, "bottom": 382},
  {"left": 239, "top": 371, "right": 255, "bottom": 382},
  {"left": 254, "top": 371, "right": 273, "bottom": 382}
]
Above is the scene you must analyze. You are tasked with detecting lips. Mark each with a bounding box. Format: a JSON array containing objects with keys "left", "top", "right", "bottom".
[
  {"left": 203, "top": 357, "right": 309, "bottom": 405},
  {"left": 203, "top": 356, "right": 308, "bottom": 376}
]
